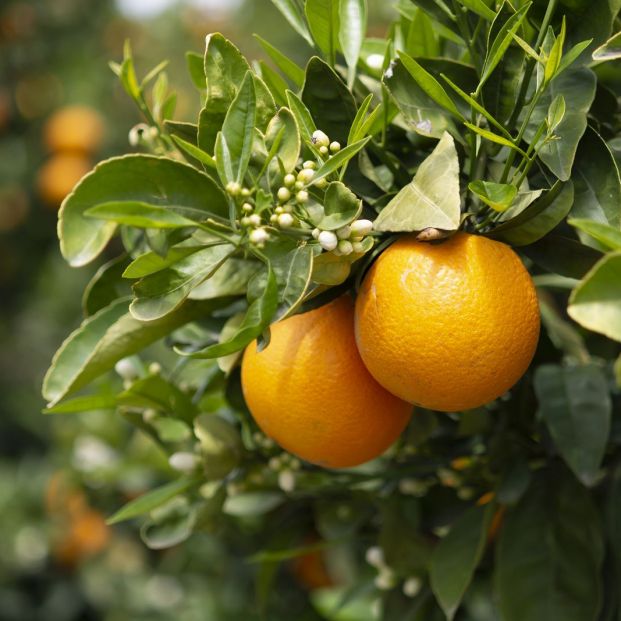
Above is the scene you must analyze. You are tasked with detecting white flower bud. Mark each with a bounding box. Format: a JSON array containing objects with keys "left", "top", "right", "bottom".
[
  {"left": 294, "top": 181, "right": 304, "bottom": 190},
  {"left": 297, "top": 168, "right": 315, "bottom": 184},
  {"left": 350, "top": 219, "right": 373, "bottom": 236},
  {"left": 128, "top": 123, "right": 149, "bottom": 146},
  {"left": 315, "top": 177, "right": 328, "bottom": 189},
  {"left": 241, "top": 216, "right": 251, "bottom": 227},
  {"left": 337, "top": 240, "right": 353, "bottom": 255},
  {"left": 249, "top": 228, "right": 269, "bottom": 245},
  {"left": 275, "top": 206, "right": 284, "bottom": 215},
  {"left": 169, "top": 452, "right": 199, "bottom": 474},
  {"left": 311, "top": 130, "right": 330, "bottom": 147},
  {"left": 318, "top": 230, "right": 338, "bottom": 251},
  {"left": 268, "top": 456, "right": 281, "bottom": 470},
  {"left": 115, "top": 358, "right": 139, "bottom": 380},
  {"left": 336, "top": 225, "right": 351, "bottom": 240},
  {"left": 248, "top": 214, "right": 261, "bottom": 227},
  {"left": 312, "top": 228, "right": 320, "bottom": 239},
  {"left": 241, "top": 187, "right": 251, "bottom": 197},
  {"left": 403, "top": 577, "right": 422, "bottom": 598},
  {"left": 284, "top": 173, "right": 296, "bottom": 187},
  {"left": 226, "top": 181, "right": 241, "bottom": 196},
  {"left": 319, "top": 145, "right": 329, "bottom": 155},
  {"left": 270, "top": 214, "right": 278, "bottom": 223},
  {"left": 365, "top": 546, "right": 385, "bottom": 568},
  {"left": 296, "top": 190, "right": 309, "bottom": 203},
  {"left": 277, "top": 187, "right": 291, "bottom": 202},
  {"left": 241, "top": 202, "right": 254, "bottom": 213},
  {"left": 375, "top": 568, "right": 397, "bottom": 590},
  {"left": 352, "top": 241, "right": 365, "bottom": 254},
  {"left": 303, "top": 160, "right": 317, "bottom": 169},
  {"left": 148, "top": 362, "right": 161, "bottom": 375},
  {"left": 278, "top": 213, "right": 294, "bottom": 228},
  {"left": 329, "top": 141, "right": 341, "bottom": 153},
  {"left": 278, "top": 469, "right": 296, "bottom": 492}
]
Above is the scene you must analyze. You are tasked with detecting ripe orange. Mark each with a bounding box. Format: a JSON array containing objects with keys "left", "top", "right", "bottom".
[
  {"left": 37, "top": 153, "right": 91, "bottom": 208},
  {"left": 43, "top": 105, "right": 104, "bottom": 154},
  {"left": 291, "top": 538, "right": 335, "bottom": 590},
  {"left": 241, "top": 296, "right": 412, "bottom": 468},
  {"left": 355, "top": 232, "right": 539, "bottom": 412}
]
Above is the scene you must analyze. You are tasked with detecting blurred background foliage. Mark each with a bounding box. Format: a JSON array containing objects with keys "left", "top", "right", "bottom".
[{"left": 0, "top": 1, "right": 393, "bottom": 619}]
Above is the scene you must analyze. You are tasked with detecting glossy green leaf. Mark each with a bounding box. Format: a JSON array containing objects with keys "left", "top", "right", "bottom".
[
  {"left": 487, "top": 181, "right": 574, "bottom": 246},
  {"left": 318, "top": 181, "right": 363, "bottom": 230},
  {"left": 305, "top": 0, "right": 340, "bottom": 63},
  {"left": 464, "top": 123, "right": 526, "bottom": 156},
  {"left": 265, "top": 108, "right": 300, "bottom": 175},
  {"left": 495, "top": 469, "right": 604, "bottom": 621},
  {"left": 568, "top": 251, "right": 621, "bottom": 342},
  {"left": 535, "top": 363, "right": 610, "bottom": 485},
  {"left": 59, "top": 155, "right": 227, "bottom": 267},
  {"left": 123, "top": 245, "right": 205, "bottom": 279},
  {"left": 571, "top": 127, "right": 621, "bottom": 228},
  {"left": 592, "top": 30, "right": 621, "bottom": 61},
  {"left": 498, "top": 189, "right": 543, "bottom": 222},
  {"left": 301, "top": 57, "right": 357, "bottom": 144},
  {"left": 258, "top": 60, "right": 289, "bottom": 106},
  {"left": 469, "top": 181, "right": 517, "bottom": 212},
  {"left": 189, "top": 258, "right": 260, "bottom": 300},
  {"left": 270, "top": 0, "right": 314, "bottom": 47},
  {"left": 164, "top": 120, "right": 198, "bottom": 145},
  {"left": 43, "top": 298, "right": 226, "bottom": 406},
  {"left": 286, "top": 90, "right": 317, "bottom": 145},
  {"left": 313, "top": 137, "right": 371, "bottom": 184},
  {"left": 171, "top": 134, "right": 216, "bottom": 168},
  {"left": 431, "top": 505, "right": 492, "bottom": 621},
  {"left": 544, "top": 18, "right": 566, "bottom": 84},
  {"left": 187, "top": 266, "right": 278, "bottom": 358},
  {"left": 398, "top": 52, "right": 462, "bottom": 119},
  {"left": 185, "top": 51, "right": 205, "bottom": 90},
  {"left": 457, "top": 0, "right": 495, "bottom": 20},
  {"left": 130, "top": 244, "right": 234, "bottom": 321},
  {"left": 198, "top": 34, "right": 250, "bottom": 154},
  {"left": 524, "top": 67, "right": 596, "bottom": 181},
  {"left": 85, "top": 201, "right": 197, "bottom": 229},
  {"left": 43, "top": 394, "right": 118, "bottom": 415},
  {"left": 405, "top": 6, "right": 439, "bottom": 57},
  {"left": 546, "top": 94, "right": 566, "bottom": 133},
  {"left": 254, "top": 35, "right": 305, "bottom": 86},
  {"left": 339, "top": 0, "right": 367, "bottom": 86},
  {"left": 107, "top": 477, "right": 199, "bottom": 525},
  {"left": 141, "top": 499, "right": 196, "bottom": 550},
  {"left": 82, "top": 255, "right": 130, "bottom": 316},
  {"left": 311, "top": 252, "right": 356, "bottom": 285},
  {"left": 374, "top": 132, "right": 461, "bottom": 232},
  {"left": 568, "top": 219, "right": 621, "bottom": 251}
]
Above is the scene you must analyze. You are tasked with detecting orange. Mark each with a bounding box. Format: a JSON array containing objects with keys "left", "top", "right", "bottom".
[
  {"left": 355, "top": 232, "right": 539, "bottom": 412},
  {"left": 43, "top": 105, "right": 104, "bottom": 154},
  {"left": 291, "top": 547, "right": 334, "bottom": 590},
  {"left": 241, "top": 296, "right": 412, "bottom": 468},
  {"left": 37, "top": 153, "right": 91, "bottom": 208}
]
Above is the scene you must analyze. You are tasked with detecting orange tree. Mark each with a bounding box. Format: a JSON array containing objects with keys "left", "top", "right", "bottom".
[{"left": 43, "top": 1, "right": 621, "bottom": 619}]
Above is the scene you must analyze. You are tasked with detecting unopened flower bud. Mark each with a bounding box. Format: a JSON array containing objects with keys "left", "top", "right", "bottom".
[
  {"left": 318, "top": 230, "right": 338, "bottom": 251},
  {"left": 277, "top": 187, "right": 291, "bottom": 202},
  {"left": 241, "top": 202, "right": 253, "bottom": 213},
  {"left": 296, "top": 190, "right": 309, "bottom": 203},
  {"left": 226, "top": 181, "right": 241, "bottom": 196},
  {"left": 352, "top": 241, "right": 365, "bottom": 254},
  {"left": 337, "top": 240, "right": 353, "bottom": 255},
  {"left": 319, "top": 145, "right": 329, "bottom": 155},
  {"left": 241, "top": 187, "right": 251, "bottom": 197},
  {"left": 312, "top": 130, "right": 330, "bottom": 147},
  {"left": 403, "top": 577, "right": 422, "bottom": 598},
  {"left": 169, "top": 452, "right": 199, "bottom": 474},
  {"left": 315, "top": 177, "right": 328, "bottom": 189},
  {"left": 336, "top": 225, "right": 351, "bottom": 240},
  {"left": 312, "top": 228, "right": 320, "bottom": 239},
  {"left": 351, "top": 219, "right": 373, "bottom": 236},
  {"left": 249, "top": 228, "right": 269, "bottom": 245},
  {"left": 297, "top": 168, "right": 315, "bottom": 184},
  {"left": 248, "top": 214, "right": 261, "bottom": 227},
  {"left": 303, "top": 160, "right": 317, "bottom": 169},
  {"left": 329, "top": 141, "right": 341, "bottom": 153},
  {"left": 284, "top": 173, "right": 296, "bottom": 187},
  {"left": 115, "top": 358, "right": 139, "bottom": 380},
  {"left": 365, "top": 546, "right": 385, "bottom": 568},
  {"left": 278, "top": 213, "right": 294, "bottom": 228},
  {"left": 278, "top": 469, "right": 296, "bottom": 492}
]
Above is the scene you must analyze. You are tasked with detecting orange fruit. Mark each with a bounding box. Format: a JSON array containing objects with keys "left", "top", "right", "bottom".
[
  {"left": 355, "top": 232, "right": 539, "bottom": 412},
  {"left": 292, "top": 546, "right": 334, "bottom": 590},
  {"left": 37, "top": 153, "right": 91, "bottom": 208},
  {"left": 43, "top": 105, "right": 104, "bottom": 154},
  {"left": 241, "top": 296, "right": 412, "bottom": 468}
]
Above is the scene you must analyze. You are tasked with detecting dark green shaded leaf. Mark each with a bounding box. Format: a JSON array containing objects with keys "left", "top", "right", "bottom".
[
  {"left": 82, "top": 255, "right": 130, "bottom": 316},
  {"left": 568, "top": 219, "right": 621, "bottom": 251},
  {"left": 305, "top": 0, "right": 340, "bottom": 63}
]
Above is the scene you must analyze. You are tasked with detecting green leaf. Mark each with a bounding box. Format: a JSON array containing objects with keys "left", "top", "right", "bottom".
[
  {"left": 85, "top": 201, "right": 197, "bottom": 229},
  {"left": 406, "top": 7, "right": 439, "bottom": 58},
  {"left": 524, "top": 67, "right": 596, "bottom": 181},
  {"left": 189, "top": 258, "right": 260, "bottom": 300},
  {"left": 82, "top": 255, "right": 130, "bottom": 316},
  {"left": 374, "top": 132, "right": 461, "bottom": 232},
  {"left": 59, "top": 155, "right": 227, "bottom": 267},
  {"left": 498, "top": 189, "right": 543, "bottom": 222},
  {"left": 270, "top": 243, "right": 314, "bottom": 319},
  {"left": 265, "top": 108, "right": 301, "bottom": 176},
  {"left": 486, "top": 181, "right": 574, "bottom": 246},
  {"left": 187, "top": 266, "right": 278, "bottom": 358},
  {"left": 164, "top": 120, "right": 198, "bottom": 145},
  {"left": 495, "top": 468, "right": 604, "bottom": 621},
  {"left": 130, "top": 244, "right": 234, "bottom": 321},
  {"left": 311, "top": 252, "right": 356, "bottom": 285},
  {"left": 568, "top": 251, "right": 621, "bottom": 342},
  {"left": 254, "top": 35, "right": 305, "bottom": 87},
  {"left": 592, "top": 30, "right": 621, "bottom": 61},
  {"left": 141, "top": 498, "right": 196, "bottom": 550},
  {"left": 384, "top": 58, "right": 457, "bottom": 139},
  {"left": 107, "top": 477, "right": 198, "bottom": 525},
  {"left": 43, "top": 394, "right": 118, "bottom": 414},
  {"left": 568, "top": 219, "right": 621, "bottom": 251},
  {"left": 571, "top": 127, "right": 621, "bottom": 229},
  {"left": 317, "top": 181, "right": 363, "bottom": 230},
  {"left": 198, "top": 34, "right": 250, "bottom": 154},
  {"left": 286, "top": 90, "right": 317, "bottom": 145},
  {"left": 457, "top": 0, "right": 495, "bottom": 20},
  {"left": 185, "top": 51, "right": 205, "bottom": 90},
  {"left": 538, "top": 291, "right": 588, "bottom": 362},
  {"left": 171, "top": 134, "right": 216, "bottom": 168},
  {"left": 398, "top": 52, "right": 462, "bottom": 119},
  {"left": 546, "top": 94, "right": 566, "bottom": 133},
  {"left": 544, "top": 18, "right": 566, "bottom": 84},
  {"left": 270, "top": 0, "right": 314, "bottom": 47},
  {"left": 195, "top": 414, "right": 243, "bottom": 479},
  {"left": 223, "top": 491, "right": 284, "bottom": 517},
  {"left": 464, "top": 123, "right": 526, "bottom": 156},
  {"left": 430, "top": 505, "right": 492, "bottom": 621},
  {"left": 258, "top": 60, "right": 289, "bottom": 106},
  {"left": 479, "top": 3, "right": 531, "bottom": 91},
  {"left": 313, "top": 137, "right": 371, "bottom": 184},
  {"left": 534, "top": 363, "right": 611, "bottom": 486},
  {"left": 469, "top": 181, "right": 517, "bottom": 212},
  {"left": 123, "top": 245, "right": 204, "bottom": 279},
  {"left": 305, "top": 0, "right": 340, "bottom": 63},
  {"left": 339, "top": 0, "right": 367, "bottom": 87},
  {"left": 301, "top": 57, "right": 357, "bottom": 144},
  {"left": 43, "top": 298, "right": 227, "bottom": 406}
]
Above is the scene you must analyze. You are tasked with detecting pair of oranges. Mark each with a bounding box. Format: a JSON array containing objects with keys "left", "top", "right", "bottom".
[
  {"left": 37, "top": 105, "right": 103, "bottom": 209},
  {"left": 242, "top": 233, "right": 540, "bottom": 469}
]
